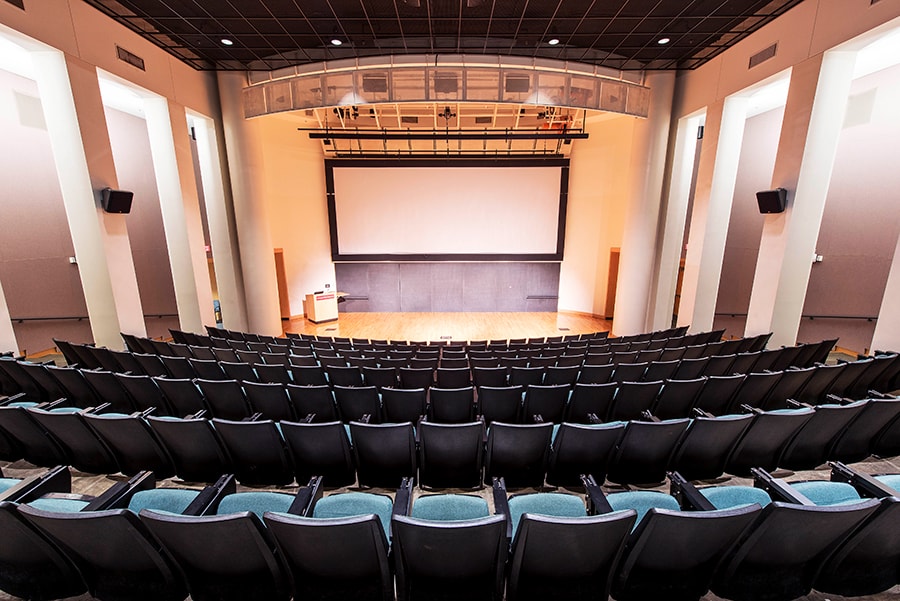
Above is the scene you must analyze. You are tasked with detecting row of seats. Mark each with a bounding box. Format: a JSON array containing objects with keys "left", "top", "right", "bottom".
[
  {"left": 3, "top": 463, "right": 900, "bottom": 601},
  {"left": 2, "top": 392, "right": 900, "bottom": 486},
  {"left": 4, "top": 347, "right": 899, "bottom": 427}
]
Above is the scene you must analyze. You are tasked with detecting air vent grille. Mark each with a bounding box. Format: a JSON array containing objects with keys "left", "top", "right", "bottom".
[
  {"left": 116, "top": 46, "right": 145, "bottom": 71},
  {"left": 749, "top": 43, "right": 777, "bottom": 69}
]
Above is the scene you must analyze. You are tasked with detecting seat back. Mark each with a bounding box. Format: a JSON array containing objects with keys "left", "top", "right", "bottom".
[
  {"left": 547, "top": 422, "right": 625, "bottom": 487},
  {"left": 607, "top": 419, "right": 690, "bottom": 485},
  {"left": 350, "top": 421, "right": 417, "bottom": 488},
  {"left": 484, "top": 422, "right": 553, "bottom": 488},
  {"left": 140, "top": 510, "right": 290, "bottom": 601},
  {"left": 669, "top": 414, "right": 753, "bottom": 481},
  {"left": 428, "top": 386, "right": 476, "bottom": 423},
  {"left": 213, "top": 419, "right": 295, "bottom": 486},
  {"left": 392, "top": 514, "right": 508, "bottom": 601},
  {"left": 280, "top": 420, "right": 355, "bottom": 487},
  {"left": 418, "top": 420, "right": 485, "bottom": 488},
  {"left": 265, "top": 512, "right": 393, "bottom": 601},
  {"left": 147, "top": 416, "right": 232, "bottom": 483}
]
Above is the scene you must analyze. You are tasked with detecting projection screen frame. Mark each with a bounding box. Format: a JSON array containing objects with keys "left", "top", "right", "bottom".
[{"left": 325, "top": 158, "right": 569, "bottom": 262}]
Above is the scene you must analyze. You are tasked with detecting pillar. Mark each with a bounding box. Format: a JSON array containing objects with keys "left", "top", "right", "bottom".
[
  {"left": 612, "top": 71, "right": 676, "bottom": 336},
  {"left": 677, "top": 96, "right": 749, "bottom": 332},
  {"left": 746, "top": 52, "right": 856, "bottom": 348},
  {"left": 0, "top": 279, "right": 18, "bottom": 354},
  {"left": 143, "top": 97, "right": 215, "bottom": 333},
  {"left": 217, "top": 71, "right": 282, "bottom": 336},
  {"left": 30, "top": 50, "right": 145, "bottom": 349},
  {"left": 871, "top": 231, "right": 900, "bottom": 352}
]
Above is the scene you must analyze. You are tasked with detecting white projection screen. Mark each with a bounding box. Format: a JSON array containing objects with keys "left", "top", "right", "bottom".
[{"left": 326, "top": 159, "right": 569, "bottom": 261}]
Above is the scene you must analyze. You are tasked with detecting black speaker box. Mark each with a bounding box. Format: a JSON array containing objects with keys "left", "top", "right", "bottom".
[
  {"left": 505, "top": 75, "right": 530, "bottom": 93},
  {"left": 756, "top": 188, "right": 787, "bottom": 214},
  {"left": 101, "top": 188, "right": 134, "bottom": 214}
]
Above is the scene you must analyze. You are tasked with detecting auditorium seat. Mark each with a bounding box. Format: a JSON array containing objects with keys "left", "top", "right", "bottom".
[
  {"left": 242, "top": 381, "right": 294, "bottom": 422},
  {"left": 0, "top": 401, "right": 70, "bottom": 467},
  {"left": 398, "top": 367, "right": 435, "bottom": 390},
  {"left": 725, "top": 370, "right": 782, "bottom": 414},
  {"left": 576, "top": 363, "right": 614, "bottom": 384},
  {"left": 25, "top": 406, "right": 120, "bottom": 475},
  {"left": 546, "top": 421, "right": 624, "bottom": 487},
  {"left": 668, "top": 413, "right": 753, "bottom": 482},
  {"left": 153, "top": 377, "right": 208, "bottom": 416},
  {"left": 147, "top": 415, "right": 232, "bottom": 483},
  {"left": 651, "top": 377, "right": 706, "bottom": 420},
  {"left": 472, "top": 366, "right": 508, "bottom": 388},
  {"left": 418, "top": 420, "right": 484, "bottom": 489},
  {"left": 521, "top": 384, "right": 571, "bottom": 424},
  {"left": 279, "top": 420, "right": 356, "bottom": 488},
  {"left": 220, "top": 360, "right": 258, "bottom": 383},
  {"left": 428, "top": 386, "right": 476, "bottom": 423},
  {"left": 609, "top": 480, "right": 762, "bottom": 601},
  {"left": 692, "top": 374, "right": 745, "bottom": 415},
  {"left": 392, "top": 510, "right": 507, "bottom": 601},
  {"left": 477, "top": 385, "right": 524, "bottom": 425},
  {"left": 47, "top": 365, "right": 103, "bottom": 407},
  {"left": 796, "top": 362, "right": 845, "bottom": 404},
  {"left": 132, "top": 353, "right": 169, "bottom": 377},
  {"left": 608, "top": 380, "right": 664, "bottom": 422},
  {"left": 284, "top": 383, "right": 338, "bottom": 422},
  {"left": 484, "top": 421, "right": 553, "bottom": 488},
  {"left": 212, "top": 418, "right": 295, "bottom": 486},
  {"left": 377, "top": 387, "right": 424, "bottom": 424},
  {"left": 114, "top": 373, "right": 175, "bottom": 415},
  {"left": 351, "top": 421, "right": 417, "bottom": 488},
  {"left": 496, "top": 481, "right": 635, "bottom": 601},
  {"left": 778, "top": 400, "right": 868, "bottom": 471},
  {"left": 828, "top": 394, "right": 900, "bottom": 464},
  {"left": 289, "top": 364, "right": 329, "bottom": 386},
  {"left": 564, "top": 382, "right": 617, "bottom": 423},
  {"left": 195, "top": 379, "right": 253, "bottom": 421},
  {"left": 759, "top": 366, "right": 815, "bottom": 410},
  {"left": 81, "top": 369, "right": 135, "bottom": 413},
  {"left": 334, "top": 385, "right": 382, "bottom": 423},
  {"left": 140, "top": 494, "right": 296, "bottom": 601},
  {"left": 84, "top": 410, "right": 176, "bottom": 478},
  {"left": 606, "top": 418, "right": 690, "bottom": 485}
]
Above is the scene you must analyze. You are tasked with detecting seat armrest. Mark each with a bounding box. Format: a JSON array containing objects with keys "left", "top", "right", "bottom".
[
  {"left": 692, "top": 407, "right": 714, "bottom": 419},
  {"left": 668, "top": 471, "right": 715, "bottom": 511},
  {"left": 786, "top": 399, "right": 813, "bottom": 409},
  {"left": 0, "top": 392, "right": 27, "bottom": 406},
  {"left": 532, "top": 414, "right": 544, "bottom": 423},
  {"left": 829, "top": 461, "right": 896, "bottom": 499},
  {"left": 588, "top": 413, "right": 602, "bottom": 424},
  {"left": 751, "top": 468, "right": 814, "bottom": 506},
  {"left": 581, "top": 474, "right": 614, "bottom": 515},
  {"left": 86, "top": 403, "right": 112, "bottom": 414},
  {"left": 184, "top": 473, "right": 237, "bottom": 515},
  {"left": 242, "top": 412, "right": 263, "bottom": 422},
  {"left": 491, "top": 477, "right": 512, "bottom": 541},
  {"left": 393, "top": 476, "right": 414, "bottom": 518},
  {"left": 640, "top": 410, "right": 660, "bottom": 422},
  {"left": 83, "top": 470, "right": 157, "bottom": 511},
  {"left": 0, "top": 465, "right": 71, "bottom": 504},
  {"left": 292, "top": 476, "right": 324, "bottom": 516},
  {"left": 741, "top": 404, "right": 762, "bottom": 415},
  {"left": 188, "top": 409, "right": 207, "bottom": 419},
  {"left": 45, "top": 398, "right": 70, "bottom": 410},
  {"left": 303, "top": 413, "right": 316, "bottom": 423}
]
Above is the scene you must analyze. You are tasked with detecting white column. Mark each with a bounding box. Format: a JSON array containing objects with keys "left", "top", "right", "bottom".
[
  {"left": 677, "top": 96, "right": 748, "bottom": 332},
  {"left": 143, "top": 97, "right": 215, "bottom": 333},
  {"left": 217, "top": 71, "right": 282, "bottom": 336},
  {"left": 29, "top": 50, "right": 145, "bottom": 349},
  {"left": 0, "top": 279, "right": 19, "bottom": 354},
  {"left": 191, "top": 114, "right": 249, "bottom": 332},
  {"left": 649, "top": 112, "right": 704, "bottom": 331},
  {"left": 612, "top": 71, "right": 676, "bottom": 336},
  {"left": 872, "top": 232, "right": 900, "bottom": 352},
  {"left": 746, "top": 52, "right": 856, "bottom": 348}
]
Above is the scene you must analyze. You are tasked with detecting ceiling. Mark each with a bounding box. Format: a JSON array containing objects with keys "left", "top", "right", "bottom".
[{"left": 82, "top": 0, "right": 805, "bottom": 71}]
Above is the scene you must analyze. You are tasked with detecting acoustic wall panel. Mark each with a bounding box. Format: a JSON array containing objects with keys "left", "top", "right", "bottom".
[{"left": 336, "top": 263, "right": 560, "bottom": 312}]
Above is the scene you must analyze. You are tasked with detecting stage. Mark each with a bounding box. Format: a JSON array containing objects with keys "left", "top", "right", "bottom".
[{"left": 285, "top": 311, "right": 613, "bottom": 343}]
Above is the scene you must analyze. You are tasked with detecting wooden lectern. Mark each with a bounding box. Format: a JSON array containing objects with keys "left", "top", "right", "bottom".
[{"left": 305, "top": 292, "right": 339, "bottom": 323}]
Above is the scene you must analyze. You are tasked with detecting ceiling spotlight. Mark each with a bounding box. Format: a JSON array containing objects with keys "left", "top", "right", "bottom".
[
  {"left": 331, "top": 38, "right": 343, "bottom": 46},
  {"left": 657, "top": 37, "right": 671, "bottom": 45},
  {"left": 548, "top": 38, "right": 560, "bottom": 46},
  {"left": 220, "top": 38, "right": 234, "bottom": 46}
]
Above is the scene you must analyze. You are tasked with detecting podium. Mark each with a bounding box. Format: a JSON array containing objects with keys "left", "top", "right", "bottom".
[{"left": 305, "top": 292, "right": 339, "bottom": 323}]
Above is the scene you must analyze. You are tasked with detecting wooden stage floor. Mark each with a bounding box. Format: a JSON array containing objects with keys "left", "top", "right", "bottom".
[{"left": 284, "top": 311, "right": 613, "bottom": 343}]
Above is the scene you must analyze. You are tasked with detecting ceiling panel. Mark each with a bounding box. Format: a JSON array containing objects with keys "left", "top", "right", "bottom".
[{"left": 81, "top": 0, "right": 805, "bottom": 71}]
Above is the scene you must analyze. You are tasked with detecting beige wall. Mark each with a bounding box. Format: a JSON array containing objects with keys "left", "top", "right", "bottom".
[
  {"left": 560, "top": 114, "right": 636, "bottom": 315},
  {"left": 257, "top": 114, "right": 334, "bottom": 317},
  {"left": 0, "top": 0, "right": 219, "bottom": 118}
]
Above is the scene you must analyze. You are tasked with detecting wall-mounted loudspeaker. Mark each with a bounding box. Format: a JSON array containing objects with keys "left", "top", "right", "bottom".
[
  {"left": 756, "top": 188, "right": 787, "bottom": 214},
  {"left": 101, "top": 188, "right": 134, "bottom": 214}
]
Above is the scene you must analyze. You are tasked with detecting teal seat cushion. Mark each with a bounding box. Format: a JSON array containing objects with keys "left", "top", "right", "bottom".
[
  {"left": 411, "top": 494, "right": 489, "bottom": 521},
  {"left": 607, "top": 491, "right": 680, "bottom": 528},
  {"left": 217, "top": 491, "right": 296, "bottom": 517},
  {"left": 128, "top": 489, "right": 201, "bottom": 515},
  {"left": 313, "top": 492, "right": 393, "bottom": 535},
  {"left": 792, "top": 481, "right": 862, "bottom": 506},
  {"left": 8, "top": 401, "right": 38, "bottom": 408},
  {"left": 875, "top": 474, "right": 900, "bottom": 492},
  {"left": 701, "top": 486, "right": 771, "bottom": 510},
  {"left": 508, "top": 493, "right": 587, "bottom": 538},
  {"left": 49, "top": 407, "right": 83, "bottom": 414},
  {"left": 0, "top": 478, "right": 20, "bottom": 494},
  {"left": 96, "top": 412, "right": 131, "bottom": 418},
  {"left": 27, "top": 498, "right": 90, "bottom": 512}
]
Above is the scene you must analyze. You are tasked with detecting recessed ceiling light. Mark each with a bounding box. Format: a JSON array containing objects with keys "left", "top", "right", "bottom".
[
  {"left": 220, "top": 38, "right": 234, "bottom": 46},
  {"left": 548, "top": 38, "right": 560, "bottom": 46},
  {"left": 331, "top": 38, "right": 343, "bottom": 46},
  {"left": 657, "top": 37, "right": 671, "bottom": 45}
]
